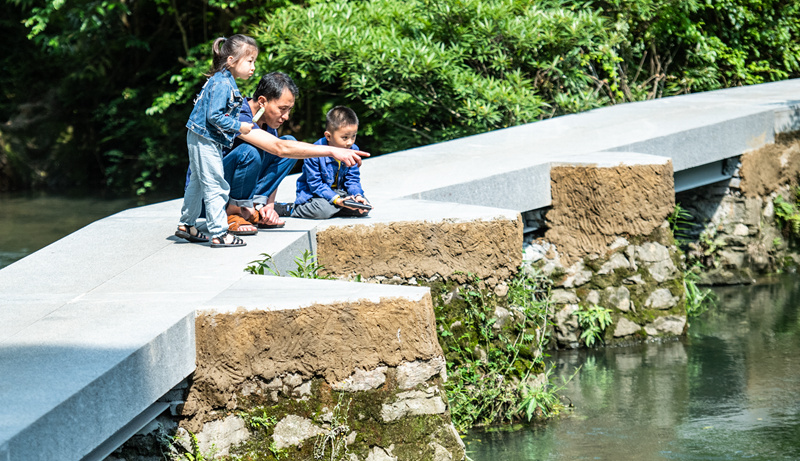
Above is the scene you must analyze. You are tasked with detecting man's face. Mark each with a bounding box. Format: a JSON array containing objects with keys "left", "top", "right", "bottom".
[{"left": 257, "top": 88, "right": 295, "bottom": 130}]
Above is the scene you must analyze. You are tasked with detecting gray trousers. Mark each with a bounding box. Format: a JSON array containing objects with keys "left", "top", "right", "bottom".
[{"left": 292, "top": 197, "right": 369, "bottom": 220}]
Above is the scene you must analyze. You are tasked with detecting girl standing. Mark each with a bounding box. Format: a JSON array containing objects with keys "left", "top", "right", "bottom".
[{"left": 175, "top": 34, "right": 257, "bottom": 247}]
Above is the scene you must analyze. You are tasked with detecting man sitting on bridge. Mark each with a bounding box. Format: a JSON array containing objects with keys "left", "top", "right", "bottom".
[{"left": 186, "top": 72, "right": 369, "bottom": 234}]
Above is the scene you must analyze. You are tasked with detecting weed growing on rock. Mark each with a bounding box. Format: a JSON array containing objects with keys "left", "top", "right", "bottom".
[
  {"left": 575, "top": 305, "right": 612, "bottom": 347},
  {"left": 518, "top": 366, "right": 578, "bottom": 421},
  {"left": 435, "top": 267, "right": 565, "bottom": 431},
  {"left": 170, "top": 430, "right": 216, "bottom": 461},
  {"left": 313, "top": 394, "right": 352, "bottom": 461},
  {"left": 684, "top": 266, "right": 716, "bottom": 318},
  {"left": 668, "top": 203, "right": 694, "bottom": 244},
  {"left": 774, "top": 189, "right": 800, "bottom": 239}
]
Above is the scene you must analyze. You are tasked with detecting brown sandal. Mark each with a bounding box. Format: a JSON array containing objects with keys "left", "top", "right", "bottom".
[{"left": 227, "top": 214, "right": 257, "bottom": 235}]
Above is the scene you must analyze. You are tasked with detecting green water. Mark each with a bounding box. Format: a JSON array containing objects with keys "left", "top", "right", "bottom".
[
  {"left": 0, "top": 193, "right": 144, "bottom": 269},
  {"left": 465, "top": 277, "right": 800, "bottom": 460}
]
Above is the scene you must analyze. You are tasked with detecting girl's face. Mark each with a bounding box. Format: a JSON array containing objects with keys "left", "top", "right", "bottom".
[{"left": 228, "top": 47, "right": 257, "bottom": 80}]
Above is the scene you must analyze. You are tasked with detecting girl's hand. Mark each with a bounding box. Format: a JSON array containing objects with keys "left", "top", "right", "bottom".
[{"left": 239, "top": 122, "right": 254, "bottom": 135}]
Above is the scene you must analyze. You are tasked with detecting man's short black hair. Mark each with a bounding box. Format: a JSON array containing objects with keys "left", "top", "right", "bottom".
[
  {"left": 326, "top": 106, "right": 359, "bottom": 133},
  {"left": 254, "top": 72, "right": 298, "bottom": 101}
]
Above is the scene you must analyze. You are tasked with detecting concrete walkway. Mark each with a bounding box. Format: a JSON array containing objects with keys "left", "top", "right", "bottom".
[{"left": 2, "top": 79, "right": 800, "bottom": 460}]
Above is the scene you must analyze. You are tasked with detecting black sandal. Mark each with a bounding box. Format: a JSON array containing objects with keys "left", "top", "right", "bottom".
[
  {"left": 175, "top": 225, "right": 209, "bottom": 243},
  {"left": 210, "top": 232, "right": 246, "bottom": 248}
]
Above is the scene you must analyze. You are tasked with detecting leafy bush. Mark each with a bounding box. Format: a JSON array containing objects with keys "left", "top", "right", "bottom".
[
  {"left": 436, "top": 268, "right": 562, "bottom": 430},
  {"left": 248, "top": 0, "right": 625, "bottom": 154},
  {"left": 575, "top": 304, "right": 612, "bottom": 347},
  {"left": 774, "top": 188, "right": 800, "bottom": 239},
  {"left": 5, "top": 0, "right": 800, "bottom": 195},
  {"left": 684, "top": 266, "right": 717, "bottom": 318}
]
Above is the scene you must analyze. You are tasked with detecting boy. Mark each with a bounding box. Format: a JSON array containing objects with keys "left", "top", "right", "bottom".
[{"left": 277, "top": 106, "right": 372, "bottom": 219}]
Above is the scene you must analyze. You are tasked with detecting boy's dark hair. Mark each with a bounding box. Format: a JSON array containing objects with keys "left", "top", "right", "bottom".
[
  {"left": 326, "top": 106, "right": 359, "bottom": 132},
  {"left": 209, "top": 34, "right": 257, "bottom": 75},
  {"left": 254, "top": 72, "right": 299, "bottom": 102}
]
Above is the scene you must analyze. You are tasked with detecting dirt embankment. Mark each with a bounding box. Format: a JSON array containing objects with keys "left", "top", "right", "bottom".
[
  {"left": 545, "top": 162, "right": 675, "bottom": 265},
  {"left": 317, "top": 218, "right": 523, "bottom": 283},
  {"left": 180, "top": 296, "right": 443, "bottom": 431},
  {"left": 739, "top": 139, "right": 800, "bottom": 198}
]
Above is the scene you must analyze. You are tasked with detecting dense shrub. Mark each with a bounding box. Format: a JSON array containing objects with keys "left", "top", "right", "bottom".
[{"left": 3, "top": 0, "right": 799, "bottom": 196}]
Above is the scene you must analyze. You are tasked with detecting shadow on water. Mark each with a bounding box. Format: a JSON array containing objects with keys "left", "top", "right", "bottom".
[
  {"left": 465, "top": 276, "right": 800, "bottom": 461},
  {"left": 0, "top": 192, "right": 154, "bottom": 269}
]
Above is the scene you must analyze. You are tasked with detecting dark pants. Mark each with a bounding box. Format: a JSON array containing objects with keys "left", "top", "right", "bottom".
[
  {"left": 292, "top": 197, "right": 369, "bottom": 220},
  {"left": 186, "top": 136, "right": 298, "bottom": 211}
]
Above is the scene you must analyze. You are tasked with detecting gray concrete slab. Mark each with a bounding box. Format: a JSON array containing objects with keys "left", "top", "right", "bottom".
[
  {"left": 278, "top": 78, "right": 800, "bottom": 211},
  {"left": 0, "top": 300, "right": 194, "bottom": 461},
  {"left": 203, "top": 276, "right": 429, "bottom": 314}
]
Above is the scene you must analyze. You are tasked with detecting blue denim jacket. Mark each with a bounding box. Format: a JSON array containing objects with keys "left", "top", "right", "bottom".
[
  {"left": 185, "top": 69, "right": 243, "bottom": 148},
  {"left": 295, "top": 138, "right": 364, "bottom": 204}
]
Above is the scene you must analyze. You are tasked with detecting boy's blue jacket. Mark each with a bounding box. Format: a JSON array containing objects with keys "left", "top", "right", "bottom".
[
  {"left": 185, "top": 69, "right": 243, "bottom": 147},
  {"left": 295, "top": 138, "right": 364, "bottom": 204}
]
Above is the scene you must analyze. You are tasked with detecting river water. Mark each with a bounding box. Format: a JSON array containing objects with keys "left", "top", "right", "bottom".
[
  {"left": 465, "top": 277, "right": 800, "bottom": 460},
  {"left": 0, "top": 193, "right": 144, "bottom": 269},
  {"left": 3, "top": 196, "right": 799, "bottom": 460}
]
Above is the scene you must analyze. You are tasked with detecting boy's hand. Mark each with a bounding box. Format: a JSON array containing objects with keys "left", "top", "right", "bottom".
[
  {"left": 332, "top": 147, "right": 369, "bottom": 167},
  {"left": 351, "top": 195, "right": 371, "bottom": 214},
  {"left": 239, "top": 122, "right": 254, "bottom": 135},
  {"left": 338, "top": 195, "right": 371, "bottom": 214}
]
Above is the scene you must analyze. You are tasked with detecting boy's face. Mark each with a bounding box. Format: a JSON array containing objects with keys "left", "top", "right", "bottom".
[{"left": 325, "top": 124, "right": 358, "bottom": 149}]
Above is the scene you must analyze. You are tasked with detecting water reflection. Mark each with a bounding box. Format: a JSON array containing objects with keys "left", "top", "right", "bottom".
[
  {"left": 466, "top": 276, "right": 800, "bottom": 460},
  {"left": 0, "top": 193, "right": 141, "bottom": 269}
]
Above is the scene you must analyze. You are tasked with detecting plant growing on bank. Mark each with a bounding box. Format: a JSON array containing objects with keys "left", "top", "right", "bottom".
[
  {"left": 436, "top": 267, "right": 566, "bottom": 431},
  {"left": 313, "top": 394, "right": 352, "bottom": 461},
  {"left": 668, "top": 202, "right": 695, "bottom": 244},
  {"left": 518, "top": 365, "right": 577, "bottom": 421},
  {"left": 684, "top": 265, "right": 717, "bottom": 318},
  {"left": 170, "top": 430, "right": 216, "bottom": 461},
  {"left": 773, "top": 188, "right": 800, "bottom": 239},
  {"left": 575, "top": 304, "right": 613, "bottom": 347}
]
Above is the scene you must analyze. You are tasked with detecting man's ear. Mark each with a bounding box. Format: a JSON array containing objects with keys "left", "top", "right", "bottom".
[
  {"left": 257, "top": 95, "right": 268, "bottom": 105},
  {"left": 324, "top": 130, "right": 332, "bottom": 143}
]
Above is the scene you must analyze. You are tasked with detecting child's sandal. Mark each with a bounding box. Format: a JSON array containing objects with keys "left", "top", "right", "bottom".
[
  {"left": 175, "top": 225, "right": 209, "bottom": 243},
  {"left": 210, "top": 232, "right": 246, "bottom": 248}
]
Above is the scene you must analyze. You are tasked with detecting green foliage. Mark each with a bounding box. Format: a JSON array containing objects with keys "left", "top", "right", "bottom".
[
  {"left": 245, "top": 250, "right": 334, "bottom": 279},
  {"left": 5, "top": 0, "right": 800, "bottom": 195},
  {"left": 575, "top": 304, "right": 613, "bottom": 347},
  {"left": 668, "top": 202, "right": 694, "bottom": 243},
  {"left": 244, "top": 0, "right": 626, "bottom": 154},
  {"left": 287, "top": 249, "right": 333, "bottom": 279},
  {"left": 437, "top": 267, "right": 560, "bottom": 431},
  {"left": 690, "top": 226, "right": 727, "bottom": 268},
  {"left": 773, "top": 189, "right": 800, "bottom": 239},
  {"left": 172, "top": 430, "right": 216, "bottom": 461},
  {"left": 240, "top": 406, "right": 278, "bottom": 430},
  {"left": 312, "top": 394, "right": 352, "bottom": 461},
  {"left": 245, "top": 252, "right": 282, "bottom": 276},
  {"left": 683, "top": 266, "right": 716, "bottom": 318},
  {"left": 518, "top": 365, "right": 576, "bottom": 421}
]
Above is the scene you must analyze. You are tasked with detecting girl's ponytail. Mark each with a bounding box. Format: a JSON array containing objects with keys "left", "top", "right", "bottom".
[{"left": 208, "top": 35, "right": 257, "bottom": 76}]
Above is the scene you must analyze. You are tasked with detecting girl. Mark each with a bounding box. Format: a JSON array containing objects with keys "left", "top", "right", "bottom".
[{"left": 175, "top": 34, "right": 257, "bottom": 247}]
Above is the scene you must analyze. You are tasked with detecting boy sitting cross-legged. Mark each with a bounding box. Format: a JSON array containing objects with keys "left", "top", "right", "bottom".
[{"left": 276, "top": 106, "right": 372, "bottom": 219}]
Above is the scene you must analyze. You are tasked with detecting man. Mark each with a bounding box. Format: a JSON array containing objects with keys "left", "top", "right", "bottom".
[{"left": 188, "top": 72, "right": 368, "bottom": 231}]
